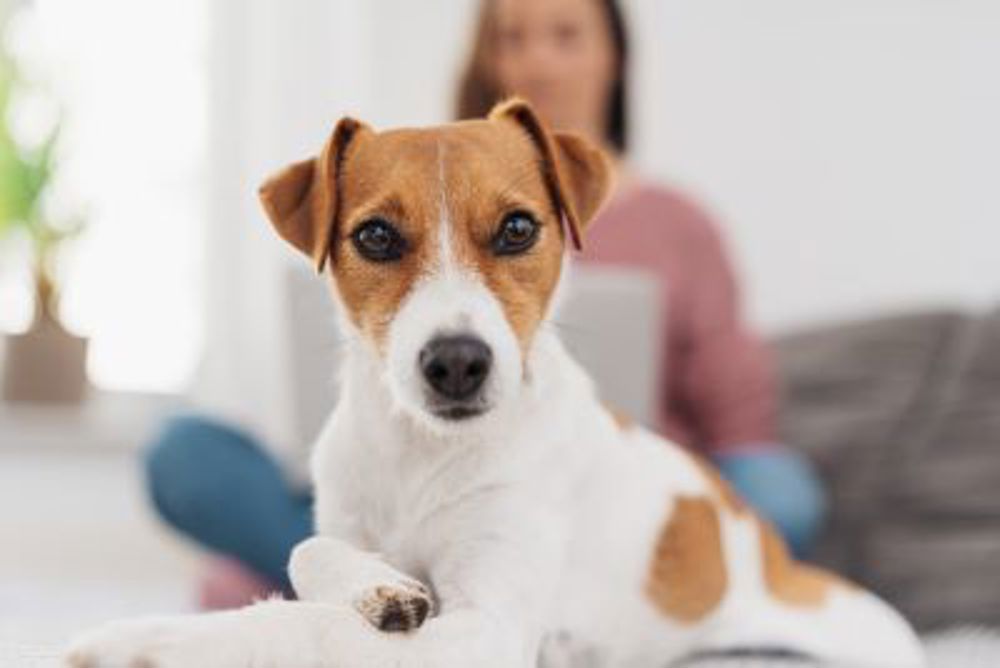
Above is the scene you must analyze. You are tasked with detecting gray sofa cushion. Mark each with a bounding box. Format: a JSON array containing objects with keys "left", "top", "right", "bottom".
[
  {"left": 890, "top": 311, "right": 1000, "bottom": 519},
  {"left": 772, "top": 309, "right": 1000, "bottom": 630}
]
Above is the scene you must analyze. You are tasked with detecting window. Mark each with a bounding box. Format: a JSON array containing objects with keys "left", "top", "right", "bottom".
[{"left": 2, "top": 0, "right": 207, "bottom": 393}]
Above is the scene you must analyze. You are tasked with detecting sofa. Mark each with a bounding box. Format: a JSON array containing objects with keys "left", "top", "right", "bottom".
[{"left": 773, "top": 308, "right": 1000, "bottom": 631}]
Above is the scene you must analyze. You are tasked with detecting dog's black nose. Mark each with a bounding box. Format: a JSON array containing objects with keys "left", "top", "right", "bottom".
[{"left": 419, "top": 335, "right": 493, "bottom": 402}]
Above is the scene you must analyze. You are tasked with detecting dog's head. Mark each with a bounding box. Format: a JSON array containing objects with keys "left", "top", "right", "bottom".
[{"left": 259, "top": 99, "right": 610, "bottom": 429}]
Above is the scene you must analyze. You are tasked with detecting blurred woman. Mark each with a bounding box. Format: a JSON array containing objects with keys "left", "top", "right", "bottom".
[
  {"left": 144, "top": 0, "right": 826, "bottom": 610},
  {"left": 456, "top": 0, "right": 826, "bottom": 553}
]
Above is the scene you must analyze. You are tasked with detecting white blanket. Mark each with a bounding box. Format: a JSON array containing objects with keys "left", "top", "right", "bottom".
[{"left": 3, "top": 628, "right": 998, "bottom": 668}]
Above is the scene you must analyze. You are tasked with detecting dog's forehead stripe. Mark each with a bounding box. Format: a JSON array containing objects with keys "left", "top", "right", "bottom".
[{"left": 435, "top": 138, "right": 458, "bottom": 276}]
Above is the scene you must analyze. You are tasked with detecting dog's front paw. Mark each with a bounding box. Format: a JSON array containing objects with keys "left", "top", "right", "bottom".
[
  {"left": 63, "top": 617, "right": 216, "bottom": 668},
  {"left": 354, "top": 580, "right": 434, "bottom": 633}
]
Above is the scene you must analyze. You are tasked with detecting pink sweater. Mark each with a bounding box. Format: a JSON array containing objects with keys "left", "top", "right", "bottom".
[{"left": 577, "top": 183, "right": 778, "bottom": 454}]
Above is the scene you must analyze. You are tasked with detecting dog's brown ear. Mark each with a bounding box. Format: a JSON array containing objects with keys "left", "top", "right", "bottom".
[
  {"left": 258, "top": 117, "right": 370, "bottom": 272},
  {"left": 489, "top": 98, "right": 611, "bottom": 250}
]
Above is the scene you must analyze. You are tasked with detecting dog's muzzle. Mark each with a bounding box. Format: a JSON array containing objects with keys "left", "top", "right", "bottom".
[{"left": 418, "top": 334, "right": 493, "bottom": 420}]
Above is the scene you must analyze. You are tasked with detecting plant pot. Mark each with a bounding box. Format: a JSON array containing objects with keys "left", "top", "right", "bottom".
[{"left": 2, "top": 315, "right": 89, "bottom": 404}]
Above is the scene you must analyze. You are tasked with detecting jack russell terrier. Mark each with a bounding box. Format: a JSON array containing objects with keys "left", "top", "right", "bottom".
[{"left": 67, "top": 99, "right": 925, "bottom": 668}]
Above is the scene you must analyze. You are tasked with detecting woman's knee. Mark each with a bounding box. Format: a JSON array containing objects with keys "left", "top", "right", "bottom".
[
  {"left": 143, "top": 415, "right": 261, "bottom": 528},
  {"left": 761, "top": 478, "right": 826, "bottom": 557},
  {"left": 715, "top": 448, "right": 827, "bottom": 558}
]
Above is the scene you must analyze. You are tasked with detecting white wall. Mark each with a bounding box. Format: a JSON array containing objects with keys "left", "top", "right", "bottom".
[
  {"left": 359, "top": 0, "right": 479, "bottom": 128},
  {"left": 360, "top": 0, "right": 1000, "bottom": 332},
  {"left": 632, "top": 0, "right": 1000, "bottom": 331}
]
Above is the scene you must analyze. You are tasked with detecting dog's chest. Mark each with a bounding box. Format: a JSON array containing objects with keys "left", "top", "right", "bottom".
[{"left": 335, "top": 435, "right": 533, "bottom": 563}]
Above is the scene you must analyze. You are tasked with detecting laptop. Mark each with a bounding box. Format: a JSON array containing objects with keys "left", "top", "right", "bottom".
[{"left": 554, "top": 264, "right": 663, "bottom": 428}]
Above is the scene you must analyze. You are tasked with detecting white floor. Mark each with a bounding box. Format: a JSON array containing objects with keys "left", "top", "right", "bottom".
[
  {"left": 3, "top": 436, "right": 998, "bottom": 668},
  {"left": 0, "top": 446, "right": 200, "bottom": 666}
]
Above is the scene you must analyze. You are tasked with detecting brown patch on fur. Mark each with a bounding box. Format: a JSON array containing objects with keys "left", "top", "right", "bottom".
[
  {"left": 650, "top": 448, "right": 845, "bottom": 612},
  {"left": 647, "top": 497, "right": 728, "bottom": 623},
  {"left": 259, "top": 117, "right": 369, "bottom": 271},
  {"left": 758, "top": 517, "right": 844, "bottom": 606},
  {"left": 489, "top": 98, "right": 611, "bottom": 250},
  {"left": 444, "top": 121, "right": 567, "bottom": 351},
  {"left": 329, "top": 130, "right": 443, "bottom": 348},
  {"left": 682, "top": 449, "right": 845, "bottom": 606},
  {"left": 605, "top": 403, "right": 635, "bottom": 430}
]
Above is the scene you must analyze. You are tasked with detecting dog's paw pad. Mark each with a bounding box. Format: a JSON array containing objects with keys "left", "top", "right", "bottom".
[{"left": 355, "top": 583, "right": 433, "bottom": 633}]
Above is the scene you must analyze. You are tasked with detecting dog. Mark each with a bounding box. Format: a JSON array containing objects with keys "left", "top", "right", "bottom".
[{"left": 66, "top": 98, "right": 925, "bottom": 668}]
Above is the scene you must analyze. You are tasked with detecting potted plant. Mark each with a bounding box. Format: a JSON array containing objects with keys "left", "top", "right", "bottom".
[{"left": 0, "top": 16, "right": 87, "bottom": 404}]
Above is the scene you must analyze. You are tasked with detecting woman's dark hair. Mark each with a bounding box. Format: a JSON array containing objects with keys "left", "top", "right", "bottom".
[{"left": 455, "top": 0, "right": 630, "bottom": 153}]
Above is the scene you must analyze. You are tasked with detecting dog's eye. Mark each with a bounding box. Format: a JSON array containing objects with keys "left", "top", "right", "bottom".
[
  {"left": 493, "top": 211, "right": 539, "bottom": 256},
  {"left": 352, "top": 218, "right": 406, "bottom": 262}
]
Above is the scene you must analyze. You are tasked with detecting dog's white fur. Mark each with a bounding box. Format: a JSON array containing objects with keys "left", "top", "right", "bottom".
[{"left": 66, "top": 141, "right": 925, "bottom": 668}]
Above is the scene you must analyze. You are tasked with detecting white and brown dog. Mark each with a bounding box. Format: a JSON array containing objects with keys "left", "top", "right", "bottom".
[{"left": 67, "top": 99, "right": 925, "bottom": 668}]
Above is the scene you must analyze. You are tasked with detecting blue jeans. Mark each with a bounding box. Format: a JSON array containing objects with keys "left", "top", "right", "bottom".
[
  {"left": 144, "top": 415, "right": 313, "bottom": 589},
  {"left": 145, "top": 417, "right": 825, "bottom": 587},
  {"left": 714, "top": 447, "right": 827, "bottom": 558}
]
